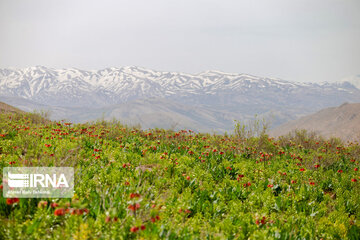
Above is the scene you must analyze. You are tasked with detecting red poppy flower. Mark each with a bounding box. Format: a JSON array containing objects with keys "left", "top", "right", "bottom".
[
  {"left": 128, "top": 203, "right": 140, "bottom": 211},
  {"left": 299, "top": 168, "right": 305, "bottom": 172},
  {"left": 140, "top": 225, "right": 146, "bottom": 230},
  {"left": 54, "top": 208, "right": 66, "bottom": 216},
  {"left": 130, "top": 193, "right": 141, "bottom": 199},
  {"left": 51, "top": 202, "right": 59, "bottom": 208},
  {"left": 337, "top": 169, "right": 343, "bottom": 173},
  {"left": 243, "top": 182, "right": 251, "bottom": 187},
  {"left": 314, "top": 164, "right": 320, "bottom": 168},
  {"left": 351, "top": 179, "right": 357, "bottom": 182},
  {"left": 130, "top": 226, "right": 139, "bottom": 233},
  {"left": 354, "top": 168, "right": 358, "bottom": 171},
  {"left": 267, "top": 184, "right": 274, "bottom": 188},
  {"left": 6, "top": 198, "right": 19, "bottom": 205}
]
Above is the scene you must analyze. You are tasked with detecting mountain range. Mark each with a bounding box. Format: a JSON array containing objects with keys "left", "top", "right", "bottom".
[{"left": 1, "top": 66, "right": 360, "bottom": 133}]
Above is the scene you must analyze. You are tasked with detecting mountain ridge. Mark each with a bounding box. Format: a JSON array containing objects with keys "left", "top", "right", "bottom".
[
  {"left": 270, "top": 103, "right": 360, "bottom": 141},
  {"left": 1, "top": 66, "right": 360, "bottom": 133}
]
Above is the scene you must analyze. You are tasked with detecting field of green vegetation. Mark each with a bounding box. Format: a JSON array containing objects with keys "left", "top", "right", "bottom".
[{"left": 0, "top": 112, "right": 360, "bottom": 239}]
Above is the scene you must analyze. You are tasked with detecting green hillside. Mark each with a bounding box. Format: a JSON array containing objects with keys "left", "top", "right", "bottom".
[{"left": 0, "top": 111, "right": 359, "bottom": 239}]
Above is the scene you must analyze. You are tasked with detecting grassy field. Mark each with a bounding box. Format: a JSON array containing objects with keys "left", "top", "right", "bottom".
[{"left": 0, "top": 112, "right": 360, "bottom": 239}]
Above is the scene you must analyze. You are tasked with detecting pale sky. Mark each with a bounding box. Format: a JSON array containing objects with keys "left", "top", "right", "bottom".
[{"left": 0, "top": 0, "right": 359, "bottom": 82}]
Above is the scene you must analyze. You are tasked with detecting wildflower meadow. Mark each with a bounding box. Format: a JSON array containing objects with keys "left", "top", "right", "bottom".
[{"left": 0, "top": 112, "right": 360, "bottom": 239}]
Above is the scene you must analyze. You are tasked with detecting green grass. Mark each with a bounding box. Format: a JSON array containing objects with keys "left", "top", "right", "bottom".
[{"left": 0, "top": 112, "right": 359, "bottom": 239}]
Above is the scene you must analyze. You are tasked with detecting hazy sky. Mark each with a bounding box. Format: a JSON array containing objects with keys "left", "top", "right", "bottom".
[{"left": 0, "top": 0, "right": 359, "bottom": 82}]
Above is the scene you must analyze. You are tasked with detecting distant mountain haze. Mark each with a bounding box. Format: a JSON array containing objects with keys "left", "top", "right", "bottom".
[
  {"left": 1, "top": 66, "right": 360, "bottom": 133},
  {"left": 271, "top": 103, "right": 360, "bottom": 142}
]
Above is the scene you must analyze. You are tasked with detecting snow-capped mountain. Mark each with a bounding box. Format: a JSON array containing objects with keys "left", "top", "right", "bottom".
[
  {"left": 1, "top": 66, "right": 360, "bottom": 132},
  {"left": 341, "top": 75, "right": 360, "bottom": 90}
]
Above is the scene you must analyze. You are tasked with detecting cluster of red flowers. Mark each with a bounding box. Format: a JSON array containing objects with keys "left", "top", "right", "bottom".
[
  {"left": 130, "top": 193, "right": 141, "bottom": 199},
  {"left": 69, "top": 208, "right": 90, "bottom": 215},
  {"left": 50, "top": 202, "right": 59, "bottom": 208},
  {"left": 236, "top": 174, "right": 244, "bottom": 181},
  {"left": 178, "top": 209, "right": 192, "bottom": 214},
  {"left": 122, "top": 163, "right": 131, "bottom": 168},
  {"left": 105, "top": 216, "right": 118, "bottom": 223},
  {"left": 182, "top": 174, "right": 191, "bottom": 180},
  {"left": 130, "top": 225, "right": 146, "bottom": 233},
  {"left": 243, "top": 182, "right": 251, "bottom": 187},
  {"left": 255, "top": 216, "right": 267, "bottom": 225},
  {"left": 6, "top": 198, "right": 19, "bottom": 205},
  {"left": 54, "top": 208, "right": 66, "bottom": 216},
  {"left": 128, "top": 203, "right": 140, "bottom": 212},
  {"left": 150, "top": 215, "right": 160, "bottom": 223},
  {"left": 54, "top": 208, "right": 89, "bottom": 216}
]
